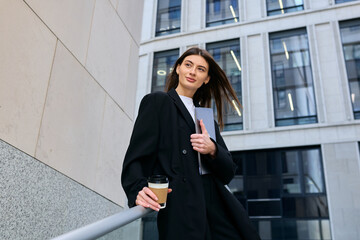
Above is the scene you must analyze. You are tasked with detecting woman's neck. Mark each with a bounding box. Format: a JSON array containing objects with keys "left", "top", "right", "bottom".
[{"left": 175, "top": 87, "right": 195, "bottom": 98}]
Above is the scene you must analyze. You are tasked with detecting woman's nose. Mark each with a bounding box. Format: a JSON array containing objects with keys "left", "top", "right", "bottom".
[{"left": 189, "top": 67, "right": 196, "bottom": 75}]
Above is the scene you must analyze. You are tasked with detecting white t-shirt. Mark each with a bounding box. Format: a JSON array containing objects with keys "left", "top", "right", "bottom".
[{"left": 179, "top": 95, "right": 195, "bottom": 123}]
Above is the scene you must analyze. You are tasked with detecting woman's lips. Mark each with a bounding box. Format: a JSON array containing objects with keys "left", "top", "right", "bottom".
[{"left": 186, "top": 77, "right": 195, "bottom": 83}]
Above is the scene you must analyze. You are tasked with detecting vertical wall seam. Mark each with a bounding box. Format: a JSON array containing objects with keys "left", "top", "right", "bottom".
[
  {"left": 34, "top": 39, "right": 58, "bottom": 158},
  {"left": 84, "top": 0, "right": 97, "bottom": 66}
]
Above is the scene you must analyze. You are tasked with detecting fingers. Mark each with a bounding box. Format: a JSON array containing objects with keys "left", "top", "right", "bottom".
[
  {"left": 199, "top": 119, "right": 208, "bottom": 135},
  {"left": 136, "top": 187, "right": 161, "bottom": 211},
  {"left": 190, "top": 134, "right": 209, "bottom": 150},
  {"left": 136, "top": 187, "right": 173, "bottom": 211},
  {"left": 190, "top": 132, "right": 216, "bottom": 155}
]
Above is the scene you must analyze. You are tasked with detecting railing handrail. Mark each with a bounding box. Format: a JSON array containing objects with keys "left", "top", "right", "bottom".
[{"left": 51, "top": 206, "right": 153, "bottom": 240}]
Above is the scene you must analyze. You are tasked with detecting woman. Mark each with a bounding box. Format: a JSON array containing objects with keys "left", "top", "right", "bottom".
[{"left": 121, "top": 47, "right": 260, "bottom": 240}]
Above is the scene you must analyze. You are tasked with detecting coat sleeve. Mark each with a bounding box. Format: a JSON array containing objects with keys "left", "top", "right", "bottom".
[
  {"left": 121, "top": 94, "right": 160, "bottom": 207},
  {"left": 203, "top": 122, "right": 237, "bottom": 185}
]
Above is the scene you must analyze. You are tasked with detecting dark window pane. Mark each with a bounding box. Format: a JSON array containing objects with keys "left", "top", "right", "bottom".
[
  {"left": 304, "top": 196, "right": 329, "bottom": 218},
  {"left": 282, "top": 219, "right": 298, "bottom": 239},
  {"left": 230, "top": 147, "right": 331, "bottom": 239},
  {"left": 155, "top": 0, "right": 181, "bottom": 36},
  {"left": 267, "top": 0, "right": 304, "bottom": 16},
  {"left": 207, "top": 39, "right": 242, "bottom": 131},
  {"left": 283, "top": 197, "right": 306, "bottom": 218},
  {"left": 270, "top": 29, "right": 318, "bottom": 126},
  {"left": 248, "top": 200, "right": 281, "bottom": 217},
  {"left": 247, "top": 176, "right": 281, "bottom": 199},
  {"left": 245, "top": 152, "right": 281, "bottom": 199},
  {"left": 340, "top": 19, "right": 360, "bottom": 119},
  {"left": 151, "top": 49, "right": 179, "bottom": 92},
  {"left": 283, "top": 196, "right": 328, "bottom": 218},
  {"left": 253, "top": 219, "right": 332, "bottom": 240},
  {"left": 206, "top": 0, "right": 239, "bottom": 27}
]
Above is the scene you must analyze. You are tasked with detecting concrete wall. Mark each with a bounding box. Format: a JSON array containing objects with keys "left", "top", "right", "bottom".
[
  {"left": 138, "top": 0, "right": 360, "bottom": 239},
  {"left": 0, "top": 139, "right": 142, "bottom": 239},
  {"left": 0, "top": 0, "right": 144, "bottom": 238}
]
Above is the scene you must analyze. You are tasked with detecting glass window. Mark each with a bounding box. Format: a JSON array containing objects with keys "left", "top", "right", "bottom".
[
  {"left": 267, "top": 0, "right": 304, "bottom": 16},
  {"left": 206, "top": 39, "right": 243, "bottom": 131},
  {"left": 155, "top": 0, "right": 181, "bottom": 36},
  {"left": 206, "top": 0, "right": 239, "bottom": 27},
  {"left": 340, "top": 19, "right": 360, "bottom": 119},
  {"left": 335, "top": 0, "right": 359, "bottom": 3},
  {"left": 151, "top": 49, "right": 179, "bottom": 92},
  {"left": 230, "top": 147, "right": 331, "bottom": 240},
  {"left": 282, "top": 151, "right": 301, "bottom": 194},
  {"left": 302, "top": 149, "right": 324, "bottom": 193},
  {"left": 270, "top": 28, "right": 318, "bottom": 126}
]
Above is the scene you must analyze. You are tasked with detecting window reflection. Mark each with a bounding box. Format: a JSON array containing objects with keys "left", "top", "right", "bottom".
[
  {"left": 267, "top": 0, "right": 304, "bottom": 16},
  {"left": 151, "top": 49, "right": 179, "bottom": 92},
  {"left": 270, "top": 29, "right": 318, "bottom": 126},
  {"left": 230, "top": 147, "right": 331, "bottom": 240},
  {"left": 303, "top": 149, "right": 324, "bottom": 193},
  {"left": 282, "top": 152, "right": 301, "bottom": 193},
  {"left": 155, "top": 0, "right": 181, "bottom": 36},
  {"left": 206, "top": 0, "right": 239, "bottom": 27},
  {"left": 340, "top": 19, "right": 360, "bottom": 119},
  {"left": 207, "top": 39, "right": 243, "bottom": 131}
]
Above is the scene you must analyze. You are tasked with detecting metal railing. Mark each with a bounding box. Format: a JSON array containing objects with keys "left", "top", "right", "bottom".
[{"left": 52, "top": 206, "right": 153, "bottom": 240}]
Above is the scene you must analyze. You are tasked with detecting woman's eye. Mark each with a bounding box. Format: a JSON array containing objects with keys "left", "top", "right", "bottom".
[{"left": 199, "top": 68, "right": 205, "bottom": 72}]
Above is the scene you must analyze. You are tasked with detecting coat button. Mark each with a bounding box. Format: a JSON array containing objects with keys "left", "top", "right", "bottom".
[
  {"left": 183, "top": 177, "right": 187, "bottom": 182},
  {"left": 182, "top": 149, "right": 187, "bottom": 155}
]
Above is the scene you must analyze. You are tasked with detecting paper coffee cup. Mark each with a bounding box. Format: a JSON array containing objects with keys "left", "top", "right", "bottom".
[{"left": 148, "top": 175, "right": 169, "bottom": 209}]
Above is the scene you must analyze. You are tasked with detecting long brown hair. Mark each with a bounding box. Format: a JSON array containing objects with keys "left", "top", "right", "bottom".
[{"left": 165, "top": 47, "right": 242, "bottom": 130}]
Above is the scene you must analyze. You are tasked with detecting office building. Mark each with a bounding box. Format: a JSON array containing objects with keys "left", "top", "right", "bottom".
[{"left": 138, "top": 0, "right": 360, "bottom": 239}]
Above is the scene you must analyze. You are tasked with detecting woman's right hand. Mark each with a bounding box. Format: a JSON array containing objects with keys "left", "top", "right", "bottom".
[{"left": 136, "top": 187, "right": 172, "bottom": 212}]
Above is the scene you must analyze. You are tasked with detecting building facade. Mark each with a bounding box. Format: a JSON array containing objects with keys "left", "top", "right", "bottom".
[
  {"left": 0, "top": 0, "right": 143, "bottom": 239},
  {"left": 138, "top": 0, "right": 360, "bottom": 239}
]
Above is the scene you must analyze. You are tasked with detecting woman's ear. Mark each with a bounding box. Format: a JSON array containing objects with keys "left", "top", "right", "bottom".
[
  {"left": 204, "top": 76, "right": 210, "bottom": 84},
  {"left": 176, "top": 65, "right": 180, "bottom": 74}
]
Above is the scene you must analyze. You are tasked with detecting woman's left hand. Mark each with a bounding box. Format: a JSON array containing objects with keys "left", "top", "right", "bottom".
[{"left": 190, "top": 119, "right": 216, "bottom": 157}]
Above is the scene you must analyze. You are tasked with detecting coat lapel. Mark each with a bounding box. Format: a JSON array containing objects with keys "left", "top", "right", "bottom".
[{"left": 168, "top": 88, "right": 196, "bottom": 133}]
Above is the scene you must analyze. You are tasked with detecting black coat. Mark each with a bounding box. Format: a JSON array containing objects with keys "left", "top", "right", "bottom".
[{"left": 121, "top": 88, "right": 260, "bottom": 240}]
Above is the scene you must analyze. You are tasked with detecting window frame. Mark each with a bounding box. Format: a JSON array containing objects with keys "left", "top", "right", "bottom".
[
  {"left": 269, "top": 28, "right": 318, "bottom": 127},
  {"left": 155, "top": 0, "right": 182, "bottom": 37},
  {"left": 266, "top": 0, "right": 304, "bottom": 16},
  {"left": 335, "top": 0, "right": 359, "bottom": 4},
  {"left": 206, "top": 38, "right": 243, "bottom": 131},
  {"left": 205, "top": 0, "right": 240, "bottom": 28},
  {"left": 230, "top": 146, "right": 329, "bottom": 220},
  {"left": 151, "top": 48, "right": 180, "bottom": 93},
  {"left": 339, "top": 18, "right": 360, "bottom": 119}
]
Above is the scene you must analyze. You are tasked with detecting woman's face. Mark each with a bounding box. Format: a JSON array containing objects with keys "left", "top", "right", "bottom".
[{"left": 175, "top": 55, "right": 210, "bottom": 98}]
